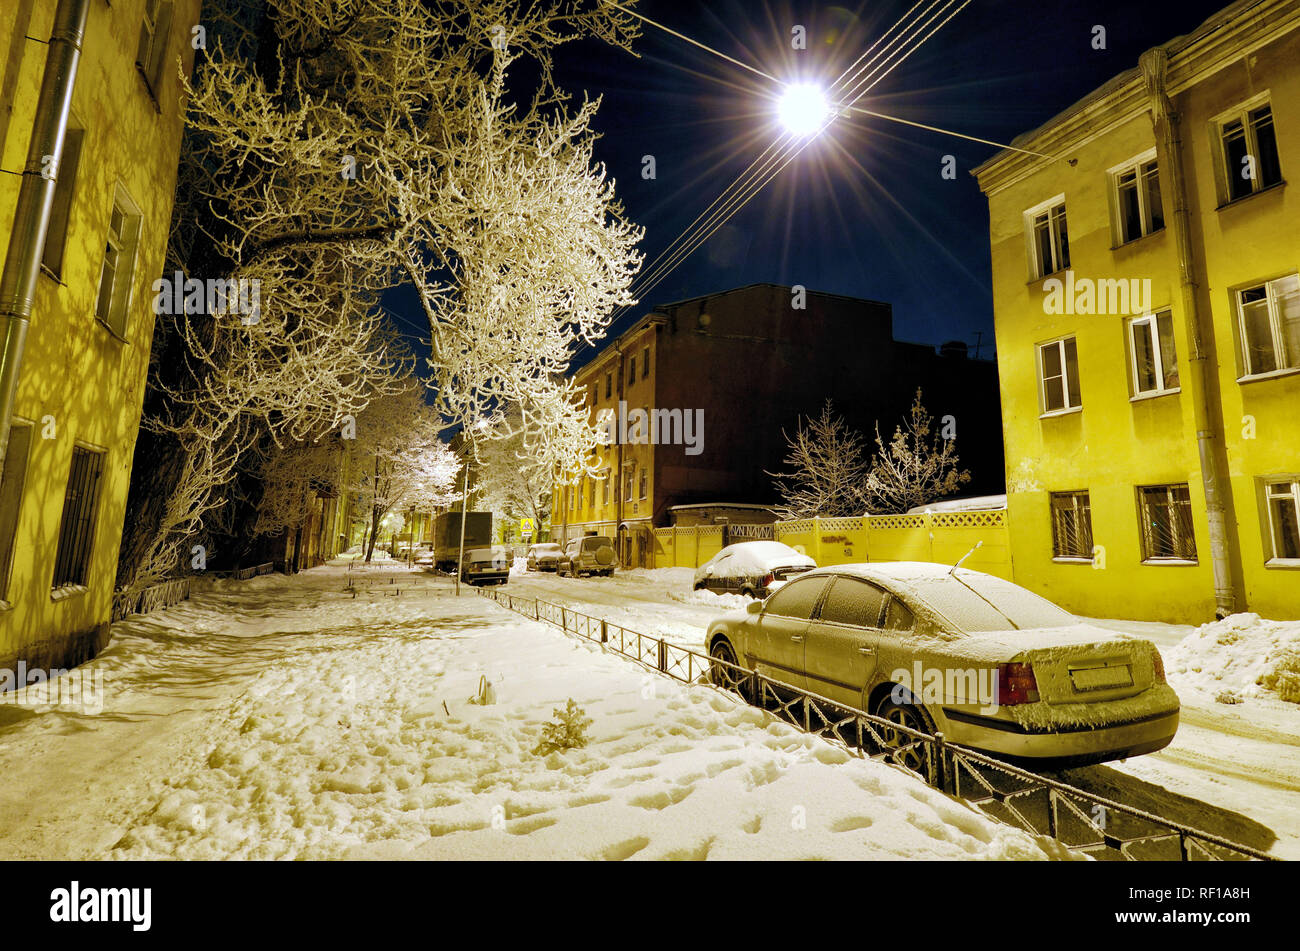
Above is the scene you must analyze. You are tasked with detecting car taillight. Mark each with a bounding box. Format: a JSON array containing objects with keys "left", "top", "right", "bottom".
[
  {"left": 761, "top": 573, "right": 774, "bottom": 588},
  {"left": 997, "top": 662, "right": 1040, "bottom": 705},
  {"left": 1152, "top": 649, "right": 1167, "bottom": 683}
]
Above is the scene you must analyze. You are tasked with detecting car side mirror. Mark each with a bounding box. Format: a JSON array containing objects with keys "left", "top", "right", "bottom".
[{"left": 746, "top": 601, "right": 762, "bottom": 615}]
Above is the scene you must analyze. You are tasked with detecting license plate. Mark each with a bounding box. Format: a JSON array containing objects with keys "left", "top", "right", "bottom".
[{"left": 1071, "top": 664, "right": 1133, "bottom": 690}]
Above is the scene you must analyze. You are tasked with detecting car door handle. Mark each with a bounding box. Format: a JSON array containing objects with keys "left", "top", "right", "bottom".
[
  {"left": 858, "top": 647, "right": 875, "bottom": 655},
  {"left": 790, "top": 635, "right": 805, "bottom": 643}
]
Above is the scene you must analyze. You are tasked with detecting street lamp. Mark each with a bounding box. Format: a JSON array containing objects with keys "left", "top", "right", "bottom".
[{"left": 777, "top": 82, "right": 831, "bottom": 137}]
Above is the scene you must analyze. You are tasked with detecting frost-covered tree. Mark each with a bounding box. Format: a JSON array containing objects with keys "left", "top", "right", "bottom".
[
  {"left": 344, "top": 388, "right": 461, "bottom": 563},
  {"left": 121, "top": 0, "right": 643, "bottom": 593},
  {"left": 769, "top": 400, "right": 869, "bottom": 519},
  {"left": 863, "top": 389, "right": 971, "bottom": 515},
  {"left": 474, "top": 409, "right": 555, "bottom": 540}
]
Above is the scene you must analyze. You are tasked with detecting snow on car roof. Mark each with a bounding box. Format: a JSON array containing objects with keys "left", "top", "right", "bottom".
[
  {"left": 803, "top": 562, "right": 1076, "bottom": 633},
  {"left": 705, "top": 541, "right": 816, "bottom": 574}
]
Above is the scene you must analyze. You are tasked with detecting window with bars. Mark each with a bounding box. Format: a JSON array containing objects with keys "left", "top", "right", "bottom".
[
  {"left": 1265, "top": 479, "right": 1300, "bottom": 562},
  {"left": 1127, "top": 311, "right": 1179, "bottom": 396},
  {"left": 1050, "top": 491, "right": 1094, "bottom": 560},
  {"left": 0, "top": 422, "right": 34, "bottom": 602},
  {"left": 52, "top": 446, "right": 106, "bottom": 589},
  {"left": 1113, "top": 157, "right": 1164, "bottom": 244},
  {"left": 1237, "top": 274, "right": 1300, "bottom": 377},
  {"left": 1038, "top": 337, "right": 1081, "bottom": 413},
  {"left": 1028, "top": 200, "right": 1070, "bottom": 279},
  {"left": 1138, "top": 484, "right": 1197, "bottom": 562},
  {"left": 1220, "top": 103, "right": 1283, "bottom": 203}
]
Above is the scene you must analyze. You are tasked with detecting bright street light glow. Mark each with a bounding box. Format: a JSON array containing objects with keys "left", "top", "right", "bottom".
[{"left": 777, "top": 83, "right": 830, "bottom": 136}]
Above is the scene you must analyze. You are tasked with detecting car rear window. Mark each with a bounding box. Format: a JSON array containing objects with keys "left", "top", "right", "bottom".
[
  {"left": 906, "top": 574, "right": 1075, "bottom": 633},
  {"left": 763, "top": 576, "right": 830, "bottom": 620},
  {"left": 582, "top": 538, "right": 610, "bottom": 551}
]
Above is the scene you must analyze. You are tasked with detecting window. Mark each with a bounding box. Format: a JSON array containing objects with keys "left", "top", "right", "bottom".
[
  {"left": 1264, "top": 479, "right": 1300, "bottom": 562},
  {"left": 1127, "top": 311, "right": 1179, "bottom": 395},
  {"left": 0, "top": 422, "right": 33, "bottom": 602},
  {"left": 41, "top": 120, "right": 84, "bottom": 278},
  {"left": 52, "top": 446, "right": 106, "bottom": 589},
  {"left": 1138, "top": 484, "right": 1197, "bottom": 562},
  {"left": 884, "top": 597, "right": 915, "bottom": 633},
  {"left": 1220, "top": 103, "right": 1283, "bottom": 203},
  {"left": 95, "top": 188, "right": 142, "bottom": 337},
  {"left": 638, "top": 467, "right": 647, "bottom": 500},
  {"left": 1237, "top": 274, "right": 1300, "bottom": 377},
  {"left": 763, "top": 576, "right": 830, "bottom": 620},
  {"left": 817, "top": 577, "right": 887, "bottom": 627},
  {"left": 627, "top": 359, "right": 635, "bottom": 387},
  {"left": 624, "top": 467, "right": 633, "bottom": 501},
  {"left": 1027, "top": 198, "right": 1069, "bottom": 279},
  {"left": 1038, "top": 337, "right": 1081, "bottom": 413},
  {"left": 588, "top": 478, "right": 596, "bottom": 509},
  {"left": 136, "top": 0, "right": 175, "bottom": 95},
  {"left": 1050, "top": 491, "right": 1094, "bottom": 560},
  {"left": 602, "top": 470, "right": 610, "bottom": 504},
  {"left": 642, "top": 346, "right": 650, "bottom": 379},
  {"left": 605, "top": 373, "right": 612, "bottom": 399},
  {"left": 1112, "top": 155, "right": 1163, "bottom": 243}
]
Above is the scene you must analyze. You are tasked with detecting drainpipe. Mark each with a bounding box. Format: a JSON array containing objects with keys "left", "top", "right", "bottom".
[
  {"left": 1140, "top": 48, "right": 1238, "bottom": 618},
  {"left": 0, "top": 0, "right": 88, "bottom": 469}
]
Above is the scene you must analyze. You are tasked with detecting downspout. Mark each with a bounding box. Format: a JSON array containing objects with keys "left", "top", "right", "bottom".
[
  {"left": 1140, "top": 48, "right": 1239, "bottom": 618},
  {"left": 0, "top": 0, "right": 88, "bottom": 469}
]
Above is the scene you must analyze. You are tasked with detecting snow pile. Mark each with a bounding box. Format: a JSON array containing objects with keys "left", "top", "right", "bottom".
[
  {"left": 1165, "top": 613, "right": 1300, "bottom": 704},
  {"left": 667, "top": 588, "right": 753, "bottom": 610}
]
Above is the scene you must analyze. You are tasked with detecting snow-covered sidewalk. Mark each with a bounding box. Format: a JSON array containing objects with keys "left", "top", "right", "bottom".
[{"left": 0, "top": 561, "right": 1056, "bottom": 860}]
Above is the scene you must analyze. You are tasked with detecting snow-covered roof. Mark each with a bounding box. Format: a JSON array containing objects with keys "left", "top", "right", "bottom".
[{"left": 905, "top": 494, "right": 1007, "bottom": 514}]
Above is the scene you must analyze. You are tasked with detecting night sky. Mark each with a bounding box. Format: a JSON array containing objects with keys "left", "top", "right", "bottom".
[{"left": 388, "top": 0, "right": 1236, "bottom": 371}]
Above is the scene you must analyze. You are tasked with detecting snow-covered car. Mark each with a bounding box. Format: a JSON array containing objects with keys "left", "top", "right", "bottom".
[
  {"left": 557, "top": 536, "right": 616, "bottom": 578},
  {"left": 693, "top": 541, "right": 816, "bottom": 598},
  {"left": 460, "top": 546, "right": 511, "bottom": 585},
  {"left": 704, "top": 563, "right": 1179, "bottom": 769},
  {"left": 413, "top": 546, "right": 436, "bottom": 570},
  {"left": 526, "top": 543, "right": 563, "bottom": 572}
]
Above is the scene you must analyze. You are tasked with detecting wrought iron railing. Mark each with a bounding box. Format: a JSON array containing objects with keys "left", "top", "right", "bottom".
[
  {"left": 477, "top": 586, "right": 1277, "bottom": 862},
  {"left": 111, "top": 578, "right": 192, "bottom": 621}
]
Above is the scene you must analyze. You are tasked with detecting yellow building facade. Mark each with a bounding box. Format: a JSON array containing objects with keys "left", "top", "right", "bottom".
[
  {"left": 975, "top": 0, "right": 1300, "bottom": 622},
  {"left": 0, "top": 0, "right": 199, "bottom": 671},
  {"left": 558, "top": 317, "right": 660, "bottom": 563}
]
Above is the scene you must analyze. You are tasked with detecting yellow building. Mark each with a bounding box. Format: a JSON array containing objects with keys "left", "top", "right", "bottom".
[
  {"left": 974, "top": 0, "right": 1300, "bottom": 622},
  {"left": 0, "top": 0, "right": 199, "bottom": 672}
]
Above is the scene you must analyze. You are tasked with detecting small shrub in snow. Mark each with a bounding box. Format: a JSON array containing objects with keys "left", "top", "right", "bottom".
[
  {"left": 1214, "top": 690, "right": 1243, "bottom": 705},
  {"left": 532, "top": 699, "right": 592, "bottom": 755}
]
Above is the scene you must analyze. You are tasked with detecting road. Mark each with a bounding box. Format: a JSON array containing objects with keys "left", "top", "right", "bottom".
[{"left": 504, "top": 565, "right": 1300, "bottom": 858}]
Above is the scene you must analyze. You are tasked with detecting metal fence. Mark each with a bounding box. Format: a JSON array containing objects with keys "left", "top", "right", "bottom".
[
  {"left": 111, "top": 578, "right": 192, "bottom": 622},
  {"left": 478, "top": 587, "right": 1277, "bottom": 862}
]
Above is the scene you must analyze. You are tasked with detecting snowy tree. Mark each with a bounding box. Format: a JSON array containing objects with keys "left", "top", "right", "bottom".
[
  {"left": 473, "top": 409, "right": 556, "bottom": 540},
  {"left": 121, "top": 0, "right": 643, "bottom": 594},
  {"left": 769, "top": 401, "right": 869, "bottom": 519},
  {"left": 863, "top": 389, "right": 971, "bottom": 515},
  {"left": 252, "top": 439, "right": 346, "bottom": 540},
  {"left": 343, "top": 388, "right": 461, "bottom": 563}
]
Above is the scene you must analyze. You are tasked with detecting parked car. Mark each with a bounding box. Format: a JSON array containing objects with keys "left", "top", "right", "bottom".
[
  {"left": 460, "top": 546, "right": 511, "bottom": 585},
  {"left": 413, "top": 545, "right": 436, "bottom": 570},
  {"left": 557, "top": 536, "right": 616, "bottom": 578},
  {"left": 526, "top": 543, "right": 564, "bottom": 572},
  {"left": 693, "top": 541, "right": 816, "bottom": 598},
  {"left": 704, "top": 562, "right": 1179, "bottom": 769}
]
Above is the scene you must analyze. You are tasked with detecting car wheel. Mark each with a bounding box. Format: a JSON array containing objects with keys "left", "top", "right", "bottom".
[
  {"left": 708, "top": 639, "right": 751, "bottom": 701},
  {"left": 875, "top": 697, "right": 936, "bottom": 781}
]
